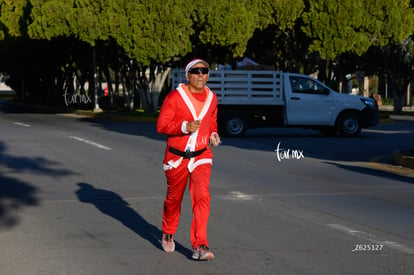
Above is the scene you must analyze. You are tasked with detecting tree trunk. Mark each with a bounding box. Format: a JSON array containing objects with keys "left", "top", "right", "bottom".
[
  {"left": 149, "top": 67, "right": 171, "bottom": 111},
  {"left": 390, "top": 77, "right": 409, "bottom": 113}
]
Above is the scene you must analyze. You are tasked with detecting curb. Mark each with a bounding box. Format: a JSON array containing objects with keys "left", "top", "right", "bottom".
[
  {"left": 72, "top": 109, "right": 158, "bottom": 123},
  {"left": 394, "top": 151, "right": 414, "bottom": 170},
  {"left": 368, "top": 151, "right": 414, "bottom": 178},
  {"left": 4, "top": 100, "right": 158, "bottom": 123},
  {"left": 369, "top": 161, "right": 414, "bottom": 178}
]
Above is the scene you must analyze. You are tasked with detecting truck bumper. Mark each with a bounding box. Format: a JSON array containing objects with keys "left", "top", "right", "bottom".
[{"left": 361, "top": 106, "right": 379, "bottom": 127}]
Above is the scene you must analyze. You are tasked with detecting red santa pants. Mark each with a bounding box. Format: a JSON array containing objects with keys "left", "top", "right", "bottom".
[{"left": 162, "top": 160, "right": 211, "bottom": 249}]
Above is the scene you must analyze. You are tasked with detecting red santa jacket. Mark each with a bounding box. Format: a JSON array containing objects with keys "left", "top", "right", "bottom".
[{"left": 157, "top": 84, "right": 218, "bottom": 172}]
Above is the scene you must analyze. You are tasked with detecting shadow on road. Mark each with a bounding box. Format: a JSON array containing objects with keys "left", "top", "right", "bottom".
[
  {"left": 0, "top": 174, "right": 37, "bottom": 228},
  {"left": 78, "top": 118, "right": 165, "bottom": 142},
  {"left": 0, "top": 141, "right": 72, "bottom": 229},
  {"left": 324, "top": 161, "right": 414, "bottom": 185},
  {"left": 75, "top": 183, "right": 192, "bottom": 258}
]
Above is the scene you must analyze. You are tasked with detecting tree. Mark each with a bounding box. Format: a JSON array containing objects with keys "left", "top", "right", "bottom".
[
  {"left": 365, "top": 37, "right": 414, "bottom": 112},
  {"left": 1, "top": 0, "right": 414, "bottom": 113},
  {"left": 107, "top": 0, "right": 194, "bottom": 112},
  {"left": 301, "top": 0, "right": 414, "bottom": 98},
  {"left": 187, "top": 0, "right": 305, "bottom": 69},
  {"left": 0, "top": 0, "right": 29, "bottom": 38},
  {"left": 302, "top": 0, "right": 414, "bottom": 60},
  {"left": 256, "top": 0, "right": 307, "bottom": 72},
  {"left": 28, "top": 0, "right": 111, "bottom": 110},
  {"left": 15, "top": 0, "right": 195, "bottom": 112},
  {"left": 190, "top": 0, "right": 259, "bottom": 59}
]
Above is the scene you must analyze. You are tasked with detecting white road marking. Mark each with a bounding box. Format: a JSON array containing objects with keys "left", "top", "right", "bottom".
[
  {"left": 69, "top": 136, "right": 112, "bottom": 150},
  {"left": 327, "top": 223, "right": 414, "bottom": 254},
  {"left": 229, "top": 191, "right": 254, "bottom": 200},
  {"left": 13, "top": 122, "right": 31, "bottom": 127}
]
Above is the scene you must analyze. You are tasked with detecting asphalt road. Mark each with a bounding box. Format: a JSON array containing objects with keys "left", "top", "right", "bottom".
[{"left": 0, "top": 103, "right": 413, "bottom": 275}]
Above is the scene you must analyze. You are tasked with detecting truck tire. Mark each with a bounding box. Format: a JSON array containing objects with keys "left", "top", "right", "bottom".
[
  {"left": 336, "top": 112, "right": 361, "bottom": 136},
  {"left": 221, "top": 115, "right": 247, "bottom": 137}
]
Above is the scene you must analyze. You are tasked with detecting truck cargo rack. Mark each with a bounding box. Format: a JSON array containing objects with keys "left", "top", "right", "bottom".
[{"left": 171, "top": 69, "right": 284, "bottom": 105}]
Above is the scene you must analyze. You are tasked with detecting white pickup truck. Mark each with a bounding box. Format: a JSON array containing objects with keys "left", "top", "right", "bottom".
[{"left": 171, "top": 69, "right": 379, "bottom": 137}]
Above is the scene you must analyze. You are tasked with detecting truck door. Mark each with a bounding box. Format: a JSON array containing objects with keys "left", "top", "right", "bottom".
[{"left": 285, "top": 75, "right": 335, "bottom": 125}]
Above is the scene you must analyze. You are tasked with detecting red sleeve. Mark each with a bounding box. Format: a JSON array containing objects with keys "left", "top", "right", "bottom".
[
  {"left": 156, "top": 91, "right": 186, "bottom": 136},
  {"left": 209, "top": 95, "right": 218, "bottom": 135}
]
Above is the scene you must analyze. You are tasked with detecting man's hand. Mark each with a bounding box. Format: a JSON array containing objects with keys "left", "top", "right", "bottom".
[
  {"left": 186, "top": 120, "right": 201, "bottom": 133},
  {"left": 210, "top": 132, "right": 221, "bottom": 147}
]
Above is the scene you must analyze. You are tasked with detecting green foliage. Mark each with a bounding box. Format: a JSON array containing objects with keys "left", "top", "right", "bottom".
[
  {"left": 302, "top": 0, "right": 414, "bottom": 61},
  {"left": 29, "top": 0, "right": 108, "bottom": 45},
  {"left": 0, "top": 0, "right": 29, "bottom": 38},
  {"left": 191, "top": 0, "right": 262, "bottom": 57},
  {"left": 28, "top": 0, "right": 74, "bottom": 40},
  {"left": 0, "top": 0, "right": 316, "bottom": 68},
  {"left": 257, "top": 0, "right": 305, "bottom": 30},
  {"left": 119, "top": 0, "right": 194, "bottom": 64},
  {"left": 27, "top": 0, "right": 195, "bottom": 65},
  {"left": 1, "top": 0, "right": 414, "bottom": 112},
  {"left": 187, "top": 0, "right": 304, "bottom": 59},
  {"left": 244, "top": 1, "right": 306, "bottom": 72},
  {"left": 382, "top": 97, "right": 394, "bottom": 105}
]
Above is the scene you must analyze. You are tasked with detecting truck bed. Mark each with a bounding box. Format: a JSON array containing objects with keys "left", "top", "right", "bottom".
[{"left": 171, "top": 69, "right": 285, "bottom": 105}]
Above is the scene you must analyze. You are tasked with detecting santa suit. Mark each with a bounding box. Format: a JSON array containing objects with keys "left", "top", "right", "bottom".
[{"left": 157, "top": 83, "right": 218, "bottom": 249}]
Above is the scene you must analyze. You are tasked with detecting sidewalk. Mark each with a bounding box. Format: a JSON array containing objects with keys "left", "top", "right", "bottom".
[
  {"left": 389, "top": 114, "right": 414, "bottom": 122},
  {"left": 382, "top": 114, "right": 414, "bottom": 173},
  {"left": 379, "top": 105, "right": 414, "bottom": 112},
  {"left": 379, "top": 103, "right": 414, "bottom": 171}
]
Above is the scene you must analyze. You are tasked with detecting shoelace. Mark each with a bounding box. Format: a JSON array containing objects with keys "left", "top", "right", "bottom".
[{"left": 198, "top": 245, "right": 209, "bottom": 251}]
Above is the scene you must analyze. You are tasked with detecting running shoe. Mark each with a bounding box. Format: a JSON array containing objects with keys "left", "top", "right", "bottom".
[
  {"left": 161, "top": 233, "right": 175, "bottom": 252},
  {"left": 192, "top": 245, "right": 215, "bottom": 260}
]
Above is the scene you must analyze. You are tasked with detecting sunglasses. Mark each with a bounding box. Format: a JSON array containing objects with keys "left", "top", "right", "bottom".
[{"left": 188, "top": 67, "right": 209, "bottom": 75}]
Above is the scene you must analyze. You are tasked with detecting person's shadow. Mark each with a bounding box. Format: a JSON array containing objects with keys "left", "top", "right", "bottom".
[{"left": 75, "top": 182, "right": 192, "bottom": 257}]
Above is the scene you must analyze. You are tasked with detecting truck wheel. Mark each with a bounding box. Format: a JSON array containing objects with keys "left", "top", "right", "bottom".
[
  {"left": 221, "top": 115, "right": 247, "bottom": 137},
  {"left": 336, "top": 112, "right": 361, "bottom": 136}
]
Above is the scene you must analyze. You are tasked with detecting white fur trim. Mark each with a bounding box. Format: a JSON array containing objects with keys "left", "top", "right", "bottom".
[
  {"left": 163, "top": 157, "right": 184, "bottom": 171},
  {"left": 189, "top": 158, "right": 213, "bottom": 172},
  {"left": 177, "top": 84, "right": 197, "bottom": 120},
  {"left": 181, "top": 121, "right": 189, "bottom": 134}
]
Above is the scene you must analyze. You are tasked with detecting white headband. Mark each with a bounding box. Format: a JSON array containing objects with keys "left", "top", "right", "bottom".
[{"left": 185, "top": 58, "right": 209, "bottom": 74}]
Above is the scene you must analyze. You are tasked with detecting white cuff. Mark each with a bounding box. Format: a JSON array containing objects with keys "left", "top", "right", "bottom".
[{"left": 181, "top": 121, "right": 189, "bottom": 134}]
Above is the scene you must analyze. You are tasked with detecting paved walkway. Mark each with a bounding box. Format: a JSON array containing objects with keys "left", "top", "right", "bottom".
[{"left": 377, "top": 114, "right": 414, "bottom": 173}]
